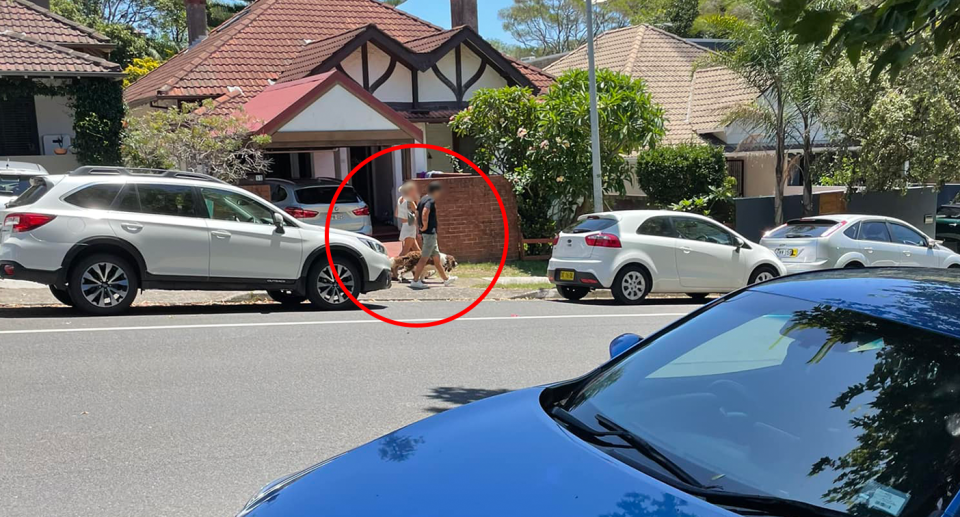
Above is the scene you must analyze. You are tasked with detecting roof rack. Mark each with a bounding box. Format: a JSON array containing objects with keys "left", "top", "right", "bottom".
[{"left": 69, "top": 166, "right": 229, "bottom": 185}]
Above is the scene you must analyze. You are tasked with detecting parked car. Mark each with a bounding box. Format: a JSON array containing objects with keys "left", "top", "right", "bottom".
[
  {"left": 936, "top": 204, "right": 960, "bottom": 252},
  {"left": 0, "top": 167, "right": 391, "bottom": 315},
  {"left": 266, "top": 178, "right": 372, "bottom": 235},
  {"left": 0, "top": 160, "right": 47, "bottom": 208},
  {"left": 237, "top": 267, "right": 960, "bottom": 517},
  {"left": 759, "top": 214, "right": 960, "bottom": 272},
  {"left": 548, "top": 211, "right": 785, "bottom": 304}
]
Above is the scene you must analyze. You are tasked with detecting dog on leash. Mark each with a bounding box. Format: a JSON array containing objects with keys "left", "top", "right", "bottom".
[{"left": 391, "top": 252, "right": 458, "bottom": 282}]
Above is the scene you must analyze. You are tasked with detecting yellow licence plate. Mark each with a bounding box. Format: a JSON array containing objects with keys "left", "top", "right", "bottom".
[{"left": 559, "top": 271, "right": 575, "bottom": 281}]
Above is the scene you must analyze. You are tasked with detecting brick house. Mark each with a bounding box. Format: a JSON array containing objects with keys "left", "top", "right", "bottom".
[
  {"left": 546, "top": 24, "right": 833, "bottom": 199},
  {"left": 0, "top": 0, "right": 122, "bottom": 172},
  {"left": 124, "top": 0, "right": 551, "bottom": 232}
]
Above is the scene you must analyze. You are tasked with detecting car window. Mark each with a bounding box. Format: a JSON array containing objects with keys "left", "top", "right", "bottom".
[
  {"left": 843, "top": 222, "right": 860, "bottom": 239},
  {"left": 201, "top": 188, "right": 275, "bottom": 225},
  {"left": 114, "top": 183, "right": 197, "bottom": 217},
  {"left": 4, "top": 178, "right": 48, "bottom": 208},
  {"left": 270, "top": 185, "right": 287, "bottom": 202},
  {"left": 937, "top": 206, "right": 960, "bottom": 218},
  {"left": 766, "top": 220, "right": 838, "bottom": 238},
  {"left": 295, "top": 186, "right": 360, "bottom": 205},
  {"left": 63, "top": 183, "right": 121, "bottom": 209},
  {"left": 889, "top": 223, "right": 927, "bottom": 247},
  {"left": 674, "top": 217, "right": 735, "bottom": 246},
  {"left": 860, "top": 221, "right": 892, "bottom": 242},
  {"left": 637, "top": 216, "right": 678, "bottom": 237},
  {"left": 564, "top": 217, "right": 618, "bottom": 234},
  {"left": 0, "top": 175, "right": 33, "bottom": 197}
]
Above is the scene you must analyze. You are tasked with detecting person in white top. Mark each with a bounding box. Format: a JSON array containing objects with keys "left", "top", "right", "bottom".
[{"left": 396, "top": 182, "right": 420, "bottom": 257}]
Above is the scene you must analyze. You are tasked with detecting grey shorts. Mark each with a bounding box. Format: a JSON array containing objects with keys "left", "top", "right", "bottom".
[{"left": 422, "top": 233, "right": 440, "bottom": 257}]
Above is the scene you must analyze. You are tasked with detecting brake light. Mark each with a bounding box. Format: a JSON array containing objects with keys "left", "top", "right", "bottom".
[
  {"left": 283, "top": 207, "right": 319, "bottom": 219},
  {"left": 352, "top": 206, "right": 370, "bottom": 216},
  {"left": 585, "top": 233, "right": 621, "bottom": 248},
  {"left": 821, "top": 220, "right": 848, "bottom": 237},
  {"left": 4, "top": 213, "right": 56, "bottom": 233},
  {"left": 551, "top": 235, "right": 559, "bottom": 245}
]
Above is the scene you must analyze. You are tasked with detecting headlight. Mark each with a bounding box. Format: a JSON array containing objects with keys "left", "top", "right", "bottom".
[{"left": 359, "top": 237, "right": 386, "bottom": 255}]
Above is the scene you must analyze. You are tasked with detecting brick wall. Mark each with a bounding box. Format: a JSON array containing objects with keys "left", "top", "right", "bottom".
[{"left": 412, "top": 175, "right": 520, "bottom": 262}]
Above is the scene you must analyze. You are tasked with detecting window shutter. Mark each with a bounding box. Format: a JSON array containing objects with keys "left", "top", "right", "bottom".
[{"left": 0, "top": 95, "right": 41, "bottom": 155}]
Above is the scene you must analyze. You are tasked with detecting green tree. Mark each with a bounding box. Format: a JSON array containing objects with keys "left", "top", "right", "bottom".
[
  {"left": 664, "top": 0, "right": 699, "bottom": 37},
  {"left": 498, "top": 0, "right": 635, "bottom": 56},
  {"left": 450, "top": 69, "right": 664, "bottom": 234},
  {"left": 635, "top": 143, "right": 727, "bottom": 207},
  {"left": 122, "top": 100, "right": 273, "bottom": 183}
]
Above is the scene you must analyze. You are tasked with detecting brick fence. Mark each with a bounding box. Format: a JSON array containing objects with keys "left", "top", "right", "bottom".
[{"left": 412, "top": 175, "right": 520, "bottom": 262}]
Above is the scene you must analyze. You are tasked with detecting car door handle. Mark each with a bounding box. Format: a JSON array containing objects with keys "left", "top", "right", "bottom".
[
  {"left": 211, "top": 230, "right": 231, "bottom": 239},
  {"left": 120, "top": 222, "right": 143, "bottom": 232},
  {"left": 903, "top": 251, "right": 912, "bottom": 256},
  {"left": 679, "top": 246, "right": 692, "bottom": 253},
  {"left": 863, "top": 247, "right": 874, "bottom": 252}
]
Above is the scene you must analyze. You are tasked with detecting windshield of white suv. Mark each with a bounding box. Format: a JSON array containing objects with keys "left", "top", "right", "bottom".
[{"left": 565, "top": 290, "right": 960, "bottom": 517}]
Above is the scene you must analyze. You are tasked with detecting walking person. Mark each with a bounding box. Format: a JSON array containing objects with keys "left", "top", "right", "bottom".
[
  {"left": 410, "top": 182, "right": 457, "bottom": 289},
  {"left": 395, "top": 182, "right": 420, "bottom": 257}
]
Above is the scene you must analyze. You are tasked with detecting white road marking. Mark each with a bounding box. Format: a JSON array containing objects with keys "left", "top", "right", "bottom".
[{"left": 0, "top": 312, "right": 690, "bottom": 336}]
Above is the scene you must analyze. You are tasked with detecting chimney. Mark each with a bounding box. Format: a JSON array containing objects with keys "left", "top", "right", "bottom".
[
  {"left": 450, "top": 0, "right": 478, "bottom": 33},
  {"left": 186, "top": 0, "right": 207, "bottom": 47},
  {"left": 30, "top": 0, "right": 50, "bottom": 9}
]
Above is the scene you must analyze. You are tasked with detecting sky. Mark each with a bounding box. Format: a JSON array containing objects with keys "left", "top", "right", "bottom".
[{"left": 396, "top": 0, "right": 520, "bottom": 46}]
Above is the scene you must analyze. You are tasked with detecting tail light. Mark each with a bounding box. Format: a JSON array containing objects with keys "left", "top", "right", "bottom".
[
  {"left": 821, "top": 220, "right": 848, "bottom": 237},
  {"left": 585, "top": 233, "right": 622, "bottom": 248},
  {"left": 352, "top": 206, "right": 370, "bottom": 216},
  {"left": 3, "top": 213, "right": 56, "bottom": 233},
  {"left": 551, "top": 235, "right": 559, "bottom": 246},
  {"left": 283, "top": 207, "right": 319, "bottom": 219}
]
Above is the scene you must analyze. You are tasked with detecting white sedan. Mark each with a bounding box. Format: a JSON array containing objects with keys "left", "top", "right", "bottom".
[{"left": 548, "top": 210, "right": 785, "bottom": 304}]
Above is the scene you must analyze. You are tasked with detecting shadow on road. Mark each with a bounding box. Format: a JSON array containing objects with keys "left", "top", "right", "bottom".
[
  {"left": 0, "top": 302, "right": 388, "bottom": 319},
  {"left": 552, "top": 297, "right": 711, "bottom": 307},
  {"left": 424, "top": 386, "right": 512, "bottom": 414}
]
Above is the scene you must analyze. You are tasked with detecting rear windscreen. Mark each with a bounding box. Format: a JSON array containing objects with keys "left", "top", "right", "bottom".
[
  {"left": 5, "top": 178, "right": 49, "bottom": 208},
  {"left": 295, "top": 186, "right": 361, "bottom": 205},
  {"left": 0, "top": 175, "right": 33, "bottom": 198},
  {"left": 565, "top": 217, "right": 617, "bottom": 234},
  {"left": 766, "top": 221, "right": 837, "bottom": 238}
]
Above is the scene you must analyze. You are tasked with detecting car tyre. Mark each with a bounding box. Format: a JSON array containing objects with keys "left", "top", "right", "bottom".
[
  {"left": 748, "top": 265, "right": 779, "bottom": 285},
  {"left": 557, "top": 285, "right": 589, "bottom": 301},
  {"left": 67, "top": 253, "right": 139, "bottom": 316},
  {"left": 307, "top": 256, "right": 361, "bottom": 310},
  {"left": 49, "top": 286, "right": 74, "bottom": 306},
  {"left": 949, "top": 264, "right": 960, "bottom": 269},
  {"left": 612, "top": 265, "right": 651, "bottom": 305},
  {"left": 844, "top": 262, "right": 864, "bottom": 269},
  {"left": 267, "top": 290, "right": 307, "bottom": 306}
]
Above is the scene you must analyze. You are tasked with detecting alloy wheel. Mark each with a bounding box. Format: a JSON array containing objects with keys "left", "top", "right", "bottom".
[
  {"left": 620, "top": 271, "right": 646, "bottom": 300},
  {"left": 316, "top": 264, "right": 355, "bottom": 305},
  {"left": 80, "top": 262, "right": 130, "bottom": 307},
  {"left": 754, "top": 271, "right": 775, "bottom": 283}
]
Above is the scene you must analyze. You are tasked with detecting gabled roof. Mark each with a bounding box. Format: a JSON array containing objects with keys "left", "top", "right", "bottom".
[
  {"left": 0, "top": 30, "right": 122, "bottom": 76},
  {"left": 124, "top": 0, "right": 553, "bottom": 107},
  {"left": 0, "top": 0, "right": 112, "bottom": 47},
  {"left": 546, "top": 24, "right": 757, "bottom": 144},
  {"left": 242, "top": 70, "right": 422, "bottom": 140}
]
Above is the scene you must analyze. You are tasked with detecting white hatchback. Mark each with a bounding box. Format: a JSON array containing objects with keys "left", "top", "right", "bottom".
[
  {"left": 548, "top": 210, "right": 785, "bottom": 304},
  {"left": 759, "top": 214, "right": 960, "bottom": 272}
]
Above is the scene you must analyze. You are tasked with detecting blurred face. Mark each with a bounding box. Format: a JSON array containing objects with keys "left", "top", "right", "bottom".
[{"left": 430, "top": 189, "right": 442, "bottom": 200}]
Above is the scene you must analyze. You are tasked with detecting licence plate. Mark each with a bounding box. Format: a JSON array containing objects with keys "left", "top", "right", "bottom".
[
  {"left": 776, "top": 248, "right": 798, "bottom": 258},
  {"left": 330, "top": 213, "right": 344, "bottom": 220},
  {"left": 559, "top": 270, "right": 575, "bottom": 281}
]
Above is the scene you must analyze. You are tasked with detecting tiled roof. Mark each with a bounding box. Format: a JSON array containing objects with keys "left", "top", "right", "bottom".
[
  {"left": 545, "top": 24, "right": 757, "bottom": 144},
  {"left": 401, "top": 109, "right": 460, "bottom": 123},
  {"left": 403, "top": 26, "right": 463, "bottom": 53},
  {"left": 0, "top": 30, "right": 121, "bottom": 76},
  {"left": 125, "top": 0, "right": 554, "bottom": 107},
  {"left": 510, "top": 57, "right": 555, "bottom": 92},
  {"left": 0, "top": 0, "right": 111, "bottom": 46}
]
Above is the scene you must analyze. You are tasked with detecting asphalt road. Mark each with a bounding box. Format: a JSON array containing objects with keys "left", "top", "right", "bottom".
[{"left": 0, "top": 298, "right": 701, "bottom": 517}]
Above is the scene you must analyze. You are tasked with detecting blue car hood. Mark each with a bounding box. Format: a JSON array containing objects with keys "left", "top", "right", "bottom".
[{"left": 246, "top": 388, "right": 738, "bottom": 517}]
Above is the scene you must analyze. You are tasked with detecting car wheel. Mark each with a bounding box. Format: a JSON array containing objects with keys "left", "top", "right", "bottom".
[
  {"left": 686, "top": 292, "right": 709, "bottom": 301},
  {"left": 557, "top": 285, "right": 589, "bottom": 301},
  {"left": 949, "top": 264, "right": 960, "bottom": 269},
  {"left": 67, "top": 254, "right": 139, "bottom": 316},
  {"left": 748, "top": 265, "right": 779, "bottom": 285},
  {"left": 267, "top": 290, "right": 307, "bottom": 306},
  {"left": 307, "top": 256, "right": 361, "bottom": 310},
  {"left": 49, "top": 286, "right": 74, "bottom": 306},
  {"left": 612, "top": 265, "right": 651, "bottom": 305},
  {"left": 844, "top": 261, "right": 865, "bottom": 269}
]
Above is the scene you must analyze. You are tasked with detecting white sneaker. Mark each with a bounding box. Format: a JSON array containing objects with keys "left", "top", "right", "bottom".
[
  {"left": 443, "top": 276, "right": 458, "bottom": 286},
  {"left": 410, "top": 280, "right": 428, "bottom": 290}
]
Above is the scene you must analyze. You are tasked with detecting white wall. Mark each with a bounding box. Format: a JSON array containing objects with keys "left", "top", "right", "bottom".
[
  {"left": 311, "top": 150, "right": 336, "bottom": 178},
  {"left": 424, "top": 123, "right": 453, "bottom": 171},
  {"left": 367, "top": 45, "right": 412, "bottom": 103},
  {"left": 418, "top": 51, "right": 458, "bottom": 102},
  {"left": 279, "top": 84, "right": 399, "bottom": 132},
  {"left": 461, "top": 45, "right": 507, "bottom": 100}
]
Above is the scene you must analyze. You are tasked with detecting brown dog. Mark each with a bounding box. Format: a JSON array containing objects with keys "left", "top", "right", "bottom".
[{"left": 391, "top": 252, "right": 458, "bottom": 282}]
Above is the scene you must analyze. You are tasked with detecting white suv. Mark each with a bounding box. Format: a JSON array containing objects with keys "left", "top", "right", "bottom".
[{"left": 0, "top": 167, "right": 392, "bottom": 315}]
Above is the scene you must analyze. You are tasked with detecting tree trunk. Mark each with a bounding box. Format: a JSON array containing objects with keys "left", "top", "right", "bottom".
[
  {"left": 773, "top": 88, "right": 786, "bottom": 226},
  {"left": 801, "top": 115, "right": 814, "bottom": 217}
]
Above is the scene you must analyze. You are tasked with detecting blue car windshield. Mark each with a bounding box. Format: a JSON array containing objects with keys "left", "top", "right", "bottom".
[{"left": 567, "top": 291, "right": 960, "bottom": 517}]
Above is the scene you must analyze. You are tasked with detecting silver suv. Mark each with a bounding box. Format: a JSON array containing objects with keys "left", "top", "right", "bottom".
[
  {"left": 266, "top": 178, "right": 373, "bottom": 235},
  {"left": 0, "top": 166, "right": 391, "bottom": 315}
]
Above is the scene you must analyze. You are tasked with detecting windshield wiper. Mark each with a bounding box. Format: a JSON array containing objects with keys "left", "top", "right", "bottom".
[
  {"left": 695, "top": 490, "right": 850, "bottom": 517},
  {"left": 549, "top": 407, "right": 707, "bottom": 488}
]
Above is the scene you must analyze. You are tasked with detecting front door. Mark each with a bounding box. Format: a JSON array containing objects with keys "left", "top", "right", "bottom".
[
  {"left": 199, "top": 187, "right": 303, "bottom": 280},
  {"left": 888, "top": 222, "right": 938, "bottom": 267},
  {"left": 108, "top": 182, "right": 210, "bottom": 277},
  {"left": 857, "top": 220, "right": 901, "bottom": 266},
  {"left": 673, "top": 216, "right": 742, "bottom": 289}
]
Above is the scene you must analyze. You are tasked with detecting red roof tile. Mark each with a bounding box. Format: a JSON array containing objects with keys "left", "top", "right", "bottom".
[
  {"left": 0, "top": 0, "right": 111, "bottom": 47},
  {"left": 0, "top": 30, "right": 121, "bottom": 76},
  {"left": 403, "top": 26, "right": 464, "bottom": 53},
  {"left": 277, "top": 26, "right": 368, "bottom": 84}
]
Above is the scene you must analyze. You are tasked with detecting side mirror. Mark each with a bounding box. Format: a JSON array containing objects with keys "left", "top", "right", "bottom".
[
  {"left": 272, "top": 212, "right": 285, "bottom": 234},
  {"left": 609, "top": 333, "right": 643, "bottom": 359},
  {"left": 736, "top": 237, "right": 745, "bottom": 251}
]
